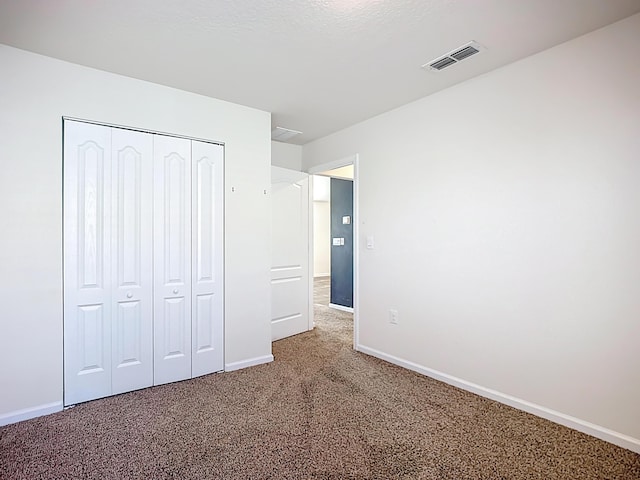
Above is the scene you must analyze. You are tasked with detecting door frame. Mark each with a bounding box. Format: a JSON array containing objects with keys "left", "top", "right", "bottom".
[{"left": 308, "top": 154, "right": 359, "bottom": 350}]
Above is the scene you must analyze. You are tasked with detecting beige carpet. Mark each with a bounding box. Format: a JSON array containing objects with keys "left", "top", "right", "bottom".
[{"left": 1, "top": 305, "right": 639, "bottom": 479}]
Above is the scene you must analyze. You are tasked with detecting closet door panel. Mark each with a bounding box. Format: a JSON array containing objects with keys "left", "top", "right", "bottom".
[
  {"left": 191, "top": 141, "right": 224, "bottom": 377},
  {"left": 64, "top": 121, "right": 113, "bottom": 406},
  {"left": 111, "top": 128, "right": 154, "bottom": 394},
  {"left": 154, "top": 135, "right": 192, "bottom": 385}
]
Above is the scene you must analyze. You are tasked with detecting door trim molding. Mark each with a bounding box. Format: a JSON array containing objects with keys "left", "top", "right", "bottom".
[
  {"left": 308, "top": 177, "right": 315, "bottom": 331},
  {"left": 307, "top": 156, "right": 356, "bottom": 176},
  {"left": 63, "top": 116, "right": 223, "bottom": 146}
]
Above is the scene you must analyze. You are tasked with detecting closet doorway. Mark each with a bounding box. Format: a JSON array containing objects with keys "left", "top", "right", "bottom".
[{"left": 63, "top": 119, "right": 224, "bottom": 406}]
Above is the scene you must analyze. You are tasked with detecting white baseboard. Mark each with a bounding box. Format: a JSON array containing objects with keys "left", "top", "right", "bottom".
[
  {"left": 356, "top": 344, "right": 640, "bottom": 454},
  {"left": 0, "top": 401, "right": 63, "bottom": 427},
  {"left": 225, "top": 354, "right": 274, "bottom": 372},
  {"left": 329, "top": 303, "right": 354, "bottom": 313}
]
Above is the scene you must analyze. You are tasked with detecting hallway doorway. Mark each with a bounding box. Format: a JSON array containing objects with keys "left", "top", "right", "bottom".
[
  {"left": 311, "top": 166, "right": 353, "bottom": 310},
  {"left": 309, "top": 156, "right": 358, "bottom": 348}
]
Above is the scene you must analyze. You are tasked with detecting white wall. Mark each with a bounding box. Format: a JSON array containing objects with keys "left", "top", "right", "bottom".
[
  {"left": 0, "top": 45, "right": 272, "bottom": 422},
  {"left": 271, "top": 141, "right": 302, "bottom": 170},
  {"left": 303, "top": 14, "right": 640, "bottom": 451},
  {"left": 313, "top": 201, "right": 331, "bottom": 277},
  {"left": 312, "top": 175, "right": 331, "bottom": 202},
  {"left": 313, "top": 176, "right": 331, "bottom": 277}
]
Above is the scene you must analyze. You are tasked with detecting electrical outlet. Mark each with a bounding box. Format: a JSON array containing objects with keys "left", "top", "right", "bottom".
[{"left": 389, "top": 309, "right": 399, "bottom": 325}]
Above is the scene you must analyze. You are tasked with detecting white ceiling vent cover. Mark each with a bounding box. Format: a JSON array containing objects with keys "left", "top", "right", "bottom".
[
  {"left": 423, "top": 41, "right": 485, "bottom": 72},
  {"left": 272, "top": 126, "right": 302, "bottom": 142}
]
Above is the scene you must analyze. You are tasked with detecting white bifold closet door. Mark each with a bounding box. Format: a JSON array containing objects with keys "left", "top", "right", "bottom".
[
  {"left": 64, "top": 120, "right": 223, "bottom": 406},
  {"left": 153, "top": 135, "right": 192, "bottom": 385},
  {"left": 153, "top": 137, "right": 224, "bottom": 385},
  {"left": 190, "top": 141, "right": 224, "bottom": 378},
  {"left": 64, "top": 121, "right": 154, "bottom": 405}
]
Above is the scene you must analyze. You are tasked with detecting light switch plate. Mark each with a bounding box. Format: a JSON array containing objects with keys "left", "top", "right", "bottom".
[
  {"left": 342, "top": 216, "right": 351, "bottom": 225},
  {"left": 366, "top": 236, "right": 374, "bottom": 249}
]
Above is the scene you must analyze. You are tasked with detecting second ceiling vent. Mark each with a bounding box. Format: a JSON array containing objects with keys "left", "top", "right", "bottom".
[{"left": 423, "top": 41, "right": 485, "bottom": 72}]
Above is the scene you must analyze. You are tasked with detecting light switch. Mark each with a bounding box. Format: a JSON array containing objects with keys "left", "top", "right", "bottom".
[
  {"left": 332, "top": 238, "right": 341, "bottom": 246},
  {"left": 342, "top": 216, "right": 351, "bottom": 225},
  {"left": 366, "top": 236, "right": 374, "bottom": 249}
]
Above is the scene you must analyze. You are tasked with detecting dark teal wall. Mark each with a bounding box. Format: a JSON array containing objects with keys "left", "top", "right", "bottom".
[{"left": 330, "top": 178, "right": 353, "bottom": 308}]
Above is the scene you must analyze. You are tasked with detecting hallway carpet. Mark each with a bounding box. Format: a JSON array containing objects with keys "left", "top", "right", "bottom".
[
  {"left": 1, "top": 306, "right": 639, "bottom": 479},
  {"left": 313, "top": 276, "right": 330, "bottom": 306}
]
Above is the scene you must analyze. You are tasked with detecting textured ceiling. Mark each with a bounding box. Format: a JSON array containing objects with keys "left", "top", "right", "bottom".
[{"left": 1, "top": 0, "right": 639, "bottom": 144}]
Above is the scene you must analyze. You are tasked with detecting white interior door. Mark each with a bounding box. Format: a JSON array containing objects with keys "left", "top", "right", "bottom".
[
  {"left": 153, "top": 135, "right": 192, "bottom": 385},
  {"left": 64, "top": 121, "right": 113, "bottom": 405},
  {"left": 110, "top": 128, "right": 154, "bottom": 395},
  {"left": 191, "top": 141, "right": 224, "bottom": 377},
  {"left": 271, "top": 166, "right": 311, "bottom": 341}
]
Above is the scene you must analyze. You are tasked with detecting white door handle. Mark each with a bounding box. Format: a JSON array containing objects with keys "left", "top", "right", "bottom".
[
  {"left": 126, "top": 292, "right": 133, "bottom": 299},
  {"left": 173, "top": 289, "right": 179, "bottom": 295}
]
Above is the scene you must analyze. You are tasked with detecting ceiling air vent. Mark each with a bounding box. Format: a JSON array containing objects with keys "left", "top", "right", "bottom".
[
  {"left": 430, "top": 56, "right": 457, "bottom": 71},
  {"left": 423, "top": 41, "right": 485, "bottom": 72},
  {"left": 271, "top": 126, "right": 302, "bottom": 142},
  {"left": 450, "top": 45, "right": 480, "bottom": 61}
]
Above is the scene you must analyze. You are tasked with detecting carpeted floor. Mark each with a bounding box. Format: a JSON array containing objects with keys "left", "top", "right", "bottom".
[
  {"left": 314, "top": 276, "right": 331, "bottom": 307},
  {"left": 1, "top": 306, "right": 639, "bottom": 479}
]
